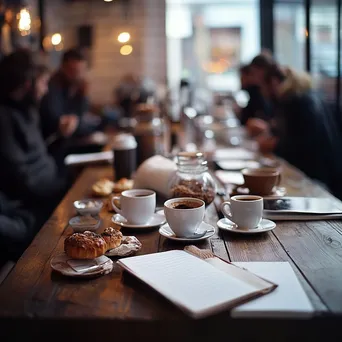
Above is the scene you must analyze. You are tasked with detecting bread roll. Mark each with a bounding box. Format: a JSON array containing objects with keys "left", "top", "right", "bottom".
[
  {"left": 64, "top": 231, "right": 107, "bottom": 260},
  {"left": 102, "top": 227, "right": 123, "bottom": 250}
]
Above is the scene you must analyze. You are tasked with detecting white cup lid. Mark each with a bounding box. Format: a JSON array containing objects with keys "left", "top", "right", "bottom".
[{"left": 112, "top": 134, "right": 137, "bottom": 150}]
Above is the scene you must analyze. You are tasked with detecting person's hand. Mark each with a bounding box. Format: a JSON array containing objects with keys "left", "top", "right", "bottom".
[
  {"left": 59, "top": 114, "right": 79, "bottom": 137},
  {"left": 256, "top": 134, "right": 278, "bottom": 155},
  {"left": 246, "top": 118, "right": 269, "bottom": 137}
]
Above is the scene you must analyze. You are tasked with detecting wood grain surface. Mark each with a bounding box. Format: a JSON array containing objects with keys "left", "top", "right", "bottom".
[{"left": 1, "top": 161, "right": 342, "bottom": 341}]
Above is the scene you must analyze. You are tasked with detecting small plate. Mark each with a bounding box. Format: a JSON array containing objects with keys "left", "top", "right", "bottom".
[
  {"left": 51, "top": 253, "right": 113, "bottom": 278},
  {"left": 217, "top": 218, "right": 276, "bottom": 234},
  {"left": 159, "top": 222, "right": 215, "bottom": 242},
  {"left": 111, "top": 213, "right": 166, "bottom": 228},
  {"left": 230, "top": 186, "right": 286, "bottom": 197},
  {"left": 69, "top": 215, "right": 101, "bottom": 232},
  {"left": 73, "top": 199, "right": 103, "bottom": 216}
]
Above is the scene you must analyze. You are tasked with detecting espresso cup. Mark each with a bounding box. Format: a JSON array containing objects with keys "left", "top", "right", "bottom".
[
  {"left": 112, "top": 189, "right": 156, "bottom": 225},
  {"left": 220, "top": 195, "right": 263, "bottom": 230},
  {"left": 164, "top": 197, "right": 205, "bottom": 237},
  {"left": 242, "top": 167, "right": 281, "bottom": 195}
]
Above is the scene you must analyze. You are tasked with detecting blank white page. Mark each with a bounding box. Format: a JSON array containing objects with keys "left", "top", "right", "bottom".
[
  {"left": 118, "top": 250, "right": 260, "bottom": 318},
  {"left": 231, "top": 262, "right": 314, "bottom": 318}
]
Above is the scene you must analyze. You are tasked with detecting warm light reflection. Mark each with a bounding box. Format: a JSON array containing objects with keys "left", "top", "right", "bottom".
[
  {"left": 43, "top": 36, "right": 52, "bottom": 50},
  {"left": 305, "top": 29, "right": 309, "bottom": 37},
  {"left": 51, "top": 33, "right": 62, "bottom": 46},
  {"left": 118, "top": 32, "right": 130, "bottom": 43},
  {"left": 201, "top": 59, "right": 230, "bottom": 74},
  {"left": 120, "top": 45, "right": 133, "bottom": 55},
  {"left": 104, "top": 0, "right": 113, "bottom": 2},
  {"left": 18, "top": 8, "right": 31, "bottom": 36}
]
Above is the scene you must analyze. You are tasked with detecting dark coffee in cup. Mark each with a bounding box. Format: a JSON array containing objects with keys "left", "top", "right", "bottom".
[
  {"left": 134, "top": 194, "right": 149, "bottom": 197},
  {"left": 170, "top": 201, "right": 202, "bottom": 209}
]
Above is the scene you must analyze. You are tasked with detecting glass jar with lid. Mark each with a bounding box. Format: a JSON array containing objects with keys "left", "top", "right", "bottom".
[{"left": 169, "top": 152, "right": 217, "bottom": 206}]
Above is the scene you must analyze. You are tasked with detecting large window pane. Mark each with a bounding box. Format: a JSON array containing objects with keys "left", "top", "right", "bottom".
[
  {"left": 274, "top": 0, "right": 306, "bottom": 71},
  {"left": 166, "top": 0, "right": 260, "bottom": 93},
  {"left": 311, "top": 0, "right": 338, "bottom": 104}
]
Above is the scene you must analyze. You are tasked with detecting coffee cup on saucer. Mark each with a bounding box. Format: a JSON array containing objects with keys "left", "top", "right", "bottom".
[
  {"left": 220, "top": 195, "right": 263, "bottom": 230},
  {"left": 241, "top": 168, "right": 281, "bottom": 195},
  {"left": 112, "top": 189, "right": 156, "bottom": 225},
  {"left": 164, "top": 198, "right": 205, "bottom": 237}
]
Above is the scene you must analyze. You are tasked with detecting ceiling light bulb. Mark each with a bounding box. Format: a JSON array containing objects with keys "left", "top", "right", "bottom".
[
  {"left": 118, "top": 32, "right": 130, "bottom": 43},
  {"left": 120, "top": 45, "right": 133, "bottom": 56},
  {"left": 51, "top": 33, "right": 62, "bottom": 46}
]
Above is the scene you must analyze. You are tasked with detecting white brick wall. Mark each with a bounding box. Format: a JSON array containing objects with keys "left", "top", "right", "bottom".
[{"left": 44, "top": 0, "right": 166, "bottom": 104}]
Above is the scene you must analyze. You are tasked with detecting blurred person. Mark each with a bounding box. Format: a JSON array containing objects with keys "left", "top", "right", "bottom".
[
  {"left": 242, "top": 52, "right": 276, "bottom": 137},
  {"left": 236, "top": 64, "right": 272, "bottom": 127},
  {"left": 249, "top": 50, "right": 275, "bottom": 86},
  {"left": 40, "top": 48, "right": 102, "bottom": 164},
  {"left": 0, "top": 50, "right": 67, "bottom": 225},
  {"left": 256, "top": 64, "right": 342, "bottom": 195},
  {"left": 114, "top": 73, "right": 154, "bottom": 118}
]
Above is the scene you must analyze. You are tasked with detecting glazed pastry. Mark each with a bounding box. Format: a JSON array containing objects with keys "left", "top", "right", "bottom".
[
  {"left": 64, "top": 231, "right": 107, "bottom": 260},
  {"left": 102, "top": 227, "right": 123, "bottom": 250},
  {"left": 113, "top": 178, "right": 134, "bottom": 193},
  {"left": 92, "top": 178, "right": 114, "bottom": 196}
]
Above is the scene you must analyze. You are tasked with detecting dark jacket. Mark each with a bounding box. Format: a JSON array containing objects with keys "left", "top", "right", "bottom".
[
  {"left": 0, "top": 192, "right": 35, "bottom": 262},
  {"left": 39, "top": 71, "right": 90, "bottom": 140},
  {"left": 273, "top": 90, "right": 342, "bottom": 196},
  {"left": 240, "top": 85, "right": 272, "bottom": 125},
  {"left": 0, "top": 100, "right": 66, "bottom": 209}
]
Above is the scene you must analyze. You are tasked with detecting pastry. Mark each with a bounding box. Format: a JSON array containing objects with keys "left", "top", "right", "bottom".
[
  {"left": 64, "top": 231, "right": 107, "bottom": 260},
  {"left": 92, "top": 178, "right": 114, "bottom": 197},
  {"left": 102, "top": 227, "right": 122, "bottom": 250},
  {"left": 113, "top": 178, "right": 134, "bottom": 193}
]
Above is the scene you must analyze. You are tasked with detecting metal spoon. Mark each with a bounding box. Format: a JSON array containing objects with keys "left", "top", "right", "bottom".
[{"left": 182, "top": 229, "right": 215, "bottom": 239}]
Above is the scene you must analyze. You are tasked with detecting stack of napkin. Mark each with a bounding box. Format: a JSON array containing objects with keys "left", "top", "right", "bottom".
[{"left": 133, "top": 155, "right": 177, "bottom": 198}]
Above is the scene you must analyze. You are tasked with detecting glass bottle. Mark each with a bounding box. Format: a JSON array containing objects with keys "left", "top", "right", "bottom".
[{"left": 169, "top": 152, "right": 217, "bottom": 206}]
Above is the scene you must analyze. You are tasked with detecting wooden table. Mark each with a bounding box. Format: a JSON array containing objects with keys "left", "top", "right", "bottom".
[{"left": 1, "top": 162, "right": 342, "bottom": 341}]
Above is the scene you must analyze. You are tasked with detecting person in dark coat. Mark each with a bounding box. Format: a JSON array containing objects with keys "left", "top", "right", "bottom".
[
  {"left": 0, "top": 50, "right": 67, "bottom": 223},
  {"left": 242, "top": 52, "right": 276, "bottom": 136},
  {"left": 256, "top": 64, "right": 342, "bottom": 196},
  {"left": 40, "top": 48, "right": 102, "bottom": 166},
  {"left": 0, "top": 192, "right": 35, "bottom": 263},
  {"left": 237, "top": 64, "right": 272, "bottom": 126}
]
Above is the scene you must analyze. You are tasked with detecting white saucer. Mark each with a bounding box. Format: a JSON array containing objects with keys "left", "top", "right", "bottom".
[
  {"left": 159, "top": 222, "right": 215, "bottom": 242},
  {"left": 112, "top": 213, "right": 166, "bottom": 228},
  {"left": 51, "top": 254, "right": 113, "bottom": 278},
  {"left": 217, "top": 218, "right": 276, "bottom": 234}
]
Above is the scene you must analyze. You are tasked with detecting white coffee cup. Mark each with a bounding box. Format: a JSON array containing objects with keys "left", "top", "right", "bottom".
[
  {"left": 112, "top": 189, "right": 156, "bottom": 225},
  {"left": 220, "top": 195, "right": 263, "bottom": 230},
  {"left": 164, "top": 197, "right": 205, "bottom": 237}
]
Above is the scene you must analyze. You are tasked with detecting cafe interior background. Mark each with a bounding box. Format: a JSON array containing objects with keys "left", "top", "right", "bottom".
[{"left": 0, "top": 0, "right": 341, "bottom": 121}]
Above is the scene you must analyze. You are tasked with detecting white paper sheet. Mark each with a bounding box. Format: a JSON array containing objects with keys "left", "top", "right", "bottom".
[
  {"left": 231, "top": 262, "right": 314, "bottom": 318},
  {"left": 64, "top": 151, "right": 113, "bottom": 166}
]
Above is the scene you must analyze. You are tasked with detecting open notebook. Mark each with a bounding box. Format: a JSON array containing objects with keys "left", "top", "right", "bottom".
[{"left": 117, "top": 250, "right": 276, "bottom": 318}]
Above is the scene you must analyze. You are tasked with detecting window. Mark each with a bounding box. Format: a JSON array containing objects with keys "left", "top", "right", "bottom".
[
  {"left": 274, "top": 0, "right": 305, "bottom": 71},
  {"left": 166, "top": 0, "right": 260, "bottom": 92}
]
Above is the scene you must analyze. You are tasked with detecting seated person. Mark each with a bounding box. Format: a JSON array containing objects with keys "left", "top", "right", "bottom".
[
  {"left": 0, "top": 192, "right": 35, "bottom": 263},
  {"left": 256, "top": 64, "right": 342, "bottom": 195},
  {"left": 245, "top": 52, "right": 276, "bottom": 136},
  {"left": 0, "top": 50, "right": 67, "bottom": 221},
  {"left": 236, "top": 64, "right": 272, "bottom": 126},
  {"left": 40, "top": 48, "right": 101, "bottom": 164}
]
